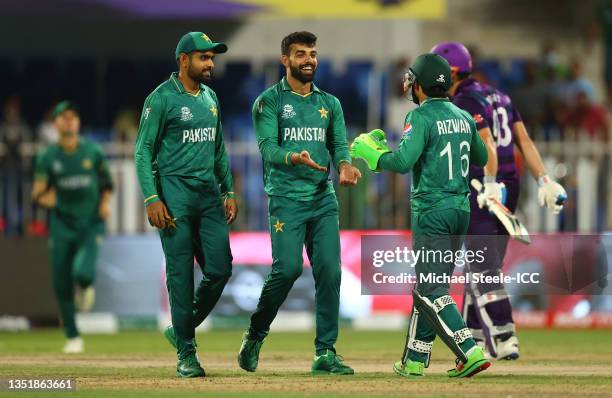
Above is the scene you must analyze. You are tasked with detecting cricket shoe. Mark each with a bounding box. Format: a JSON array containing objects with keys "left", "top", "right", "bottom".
[
  {"left": 75, "top": 286, "right": 95, "bottom": 312},
  {"left": 237, "top": 331, "right": 263, "bottom": 372},
  {"left": 63, "top": 337, "right": 84, "bottom": 354},
  {"left": 311, "top": 350, "right": 354, "bottom": 375},
  {"left": 447, "top": 346, "right": 491, "bottom": 378},
  {"left": 475, "top": 340, "right": 493, "bottom": 360},
  {"left": 495, "top": 335, "right": 519, "bottom": 360},
  {"left": 393, "top": 359, "right": 424, "bottom": 377},
  {"left": 163, "top": 326, "right": 197, "bottom": 350},
  {"left": 176, "top": 353, "right": 205, "bottom": 378}
]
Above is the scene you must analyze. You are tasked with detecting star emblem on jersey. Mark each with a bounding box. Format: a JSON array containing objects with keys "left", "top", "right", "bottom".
[
  {"left": 82, "top": 159, "right": 92, "bottom": 170},
  {"left": 436, "top": 74, "right": 446, "bottom": 83},
  {"left": 273, "top": 220, "right": 285, "bottom": 233},
  {"left": 318, "top": 107, "right": 328, "bottom": 118},
  {"left": 180, "top": 106, "right": 193, "bottom": 121},
  {"left": 210, "top": 105, "right": 218, "bottom": 117}
]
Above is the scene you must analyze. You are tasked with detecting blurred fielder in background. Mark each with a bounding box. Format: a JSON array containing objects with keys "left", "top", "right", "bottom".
[
  {"left": 432, "top": 42, "right": 567, "bottom": 360},
  {"left": 238, "top": 31, "right": 361, "bottom": 376},
  {"left": 32, "top": 101, "right": 113, "bottom": 354},
  {"left": 134, "top": 32, "right": 237, "bottom": 378},
  {"left": 351, "top": 53, "right": 491, "bottom": 378}
]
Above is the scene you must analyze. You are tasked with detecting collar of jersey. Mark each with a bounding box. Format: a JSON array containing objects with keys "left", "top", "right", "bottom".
[
  {"left": 422, "top": 97, "right": 450, "bottom": 106},
  {"left": 169, "top": 72, "right": 203, "bottom": 97},
  {"left": 280, "top": 77, "right": 320, "bottom": 97}
]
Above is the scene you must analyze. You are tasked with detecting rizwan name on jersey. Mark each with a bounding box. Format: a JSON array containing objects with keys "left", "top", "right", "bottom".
[
  {"left": 283, "top": 127, "right": 326, "bottom": 142},
  {"left": 182, "top": 128, "right": 217, "bottom": 143},
  {"left": 436, "top": 119, "right": 471, "bottom": 135}
]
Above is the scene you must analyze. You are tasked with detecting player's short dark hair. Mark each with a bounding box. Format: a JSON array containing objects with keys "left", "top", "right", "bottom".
[
  {"left": 457, "top": 71, "right": 470, "bottom": 80},
  {"left": 281, "top": 31, "right": 317, "bottom": 56},
  {"left": 423, "top": 85, "right": 449, "bottom": 98}
]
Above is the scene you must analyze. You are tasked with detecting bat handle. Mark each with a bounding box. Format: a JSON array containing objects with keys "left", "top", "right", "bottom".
[{"left": 470, "top": 178, "right": 483, "bottom": 192}]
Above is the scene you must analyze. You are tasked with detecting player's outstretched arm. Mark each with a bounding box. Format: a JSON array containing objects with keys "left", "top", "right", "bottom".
[
  {"left": 479, "top": 127, "right": 498, "bottom": 178},
  {"left": 513, "top": 121, "right": 567, "bottom": 213},
  {"left": 253, "top": 95, "right": 295, "bottom": 167}
]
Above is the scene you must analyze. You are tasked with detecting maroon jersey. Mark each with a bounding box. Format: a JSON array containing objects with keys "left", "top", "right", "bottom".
[{"left": 453, "top": 78, "right": 521, "bottom": 180}]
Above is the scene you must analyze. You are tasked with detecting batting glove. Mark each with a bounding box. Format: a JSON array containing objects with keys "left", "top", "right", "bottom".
[
  {"left": 538, "top": 174, "right": 567, "bottom": 214},
  {"left": 350, "top": 129, "right": 391, "bottom": 171},
  {"left": 477, "top": 176, "right": 506, "bottom": 209}
]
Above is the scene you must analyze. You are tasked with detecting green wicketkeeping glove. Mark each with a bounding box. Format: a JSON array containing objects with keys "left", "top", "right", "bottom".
[{"left": 350, "top": 129, "right": 391, "bottom": 171}]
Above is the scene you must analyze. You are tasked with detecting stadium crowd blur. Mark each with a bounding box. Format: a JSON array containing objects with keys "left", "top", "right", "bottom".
[{"left": 1, "top": 37, "right": 610, "bottom": 235}]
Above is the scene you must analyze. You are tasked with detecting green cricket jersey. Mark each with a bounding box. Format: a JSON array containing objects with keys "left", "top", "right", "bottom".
[
  {"left": 35, "top": 138, "right": 113, "bottom": 224},
  {"left": 134, "top": 72, "right": 233, "bottom": 205},
  {"left": 379, "top": 98, "right": 488, "bottom": 213},
  {"left": 252, "top": 77, "right": 351, "bottom": 200}
]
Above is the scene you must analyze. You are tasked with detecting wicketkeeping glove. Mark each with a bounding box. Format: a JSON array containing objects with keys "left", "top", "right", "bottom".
[
  {"left": 350, "top": 129, "right": 391, "bottom": 171},
  {"left": 477, "top": 176, "right": 506, "bottom": 209},
  {"left": 538, "top": 174, "right": 567, "bottom": 214}
]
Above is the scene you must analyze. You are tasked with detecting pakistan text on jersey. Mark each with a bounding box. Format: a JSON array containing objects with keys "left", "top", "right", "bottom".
[
  {"left": 182, "top": 128, "right": 217, "bottom": 143},
  {"left": 436, "top": 119, "right": 472, "bottom": 135},
  {"left": 58, "top": 175, "right": 93, "bottom": 189},
  {"left": 283, "top": 127, "right": 326, "bottom": 142}
]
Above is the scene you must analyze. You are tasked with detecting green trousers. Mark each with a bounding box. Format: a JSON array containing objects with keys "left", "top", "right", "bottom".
[
  {"left": 49, "top": 213, "right": 103, "bottom": 338},
  {"left": 158, "top": 176, "right": 232, "bottom": 360},
  {"left": 409, "top": 208, "right": 476, "bottom": 363},
  {"left": 248, "top": 193, "right": 341, "bottom": 355}
]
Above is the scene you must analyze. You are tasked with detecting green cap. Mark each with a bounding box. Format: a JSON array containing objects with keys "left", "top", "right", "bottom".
[
  {"left": 175, "top": 32, "right": 227, "bottom": 59},
  {"left": 410, "top": 53, "right": 452, "bottom": 91},
  {"left": 52, "top": 100, "right": 79, "bottom": 118}
]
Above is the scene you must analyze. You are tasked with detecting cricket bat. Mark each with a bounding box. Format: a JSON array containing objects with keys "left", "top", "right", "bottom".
[{"left": 471, "top": 179, "right": 531, "bottom": 244}]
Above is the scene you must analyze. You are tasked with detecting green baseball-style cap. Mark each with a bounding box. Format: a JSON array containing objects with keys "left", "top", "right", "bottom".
[
  {"left": 52, "top": 100, "right": 79, "bottom": 118},
  {"left": 410, "top": 53, "right": 452, "bottom": 91},
  {"left": 175, "top": 32, "right": 227, "bottom": 59}
]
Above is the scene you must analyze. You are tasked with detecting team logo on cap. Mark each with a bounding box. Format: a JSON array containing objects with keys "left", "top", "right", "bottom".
[
  {"left": 201, "top": 33, "right": 212, "bottom": 43},
  {"left": 436, "top": 74, "right": 446, "bottom": 83},
  {"left": 281, "top": 104, "right": 296, "bottom": 119},
  {"left": 180, "top": 106, "right": 194, "bottom": 121}
]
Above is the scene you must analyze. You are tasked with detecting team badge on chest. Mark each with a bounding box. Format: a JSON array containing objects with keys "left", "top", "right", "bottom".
[
  {"left": 180, "top": 106, "right": 194, "bottom": 121},
  {"left": 281, "top": 104, "right": 296, "bottom": 119},
  {"left": 82, "top": 158, "right": 92, "bottom": 170}
]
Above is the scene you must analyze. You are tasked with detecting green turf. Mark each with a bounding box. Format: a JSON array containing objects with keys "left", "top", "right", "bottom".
[{"left": 0, "top": 329, "right": 611, "bottom": 398}]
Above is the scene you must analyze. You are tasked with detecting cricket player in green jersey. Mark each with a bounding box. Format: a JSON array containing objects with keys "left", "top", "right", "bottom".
[
  {"left": 32, "top": 101, "right": 113, "bottom": 354},
  {"left": 238, "top": 31, "right": 362, "bottom": 375},
  {"left": 134, "top": 32, "right": 236, "bottom": 378},
  {"left": 351, "top": 54, "right": 491, "bottom": 378}
]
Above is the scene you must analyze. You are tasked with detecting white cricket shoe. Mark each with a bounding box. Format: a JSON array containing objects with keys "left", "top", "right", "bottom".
[
  {"left": 63, "top": 337, "right": 84, "bottom": 354},
  {"left": 495, "top": 335, "right": 519, "bottom": 360},
  {"left": 76, "top": 286, "right": 95, "bottom": 312}
]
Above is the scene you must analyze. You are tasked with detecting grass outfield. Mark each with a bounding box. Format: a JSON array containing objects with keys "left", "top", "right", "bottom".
[{"left": 0, "top": 329, "right": 611, "bottom": 398}]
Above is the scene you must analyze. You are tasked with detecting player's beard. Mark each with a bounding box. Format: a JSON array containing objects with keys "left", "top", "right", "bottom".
[
  {"left": 188, "top": 63, "right": 213, "bottom": 83},
  {"left": 290, "top": 62, "right": 316, "bottom": 84}
]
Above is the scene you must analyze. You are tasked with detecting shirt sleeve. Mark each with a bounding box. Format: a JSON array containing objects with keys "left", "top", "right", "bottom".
[
  {"left": 326, "top": 96, "right": 352, "bottom": 170},
  {"left": 34, "top": 149, "right": 51, "bottom": 183},
  {"left": 253, "top": 92, "right": 294, "bottom": 166},
  {"left": 94, "top": 144, "right": 113, "bottom": 192},
  {"left": 378, "top": 111, "right": 427, "bottom": 174},
  {"left": 211, "top": 91, "right": 234, "bottom": 195},
  {"left": 454, "top": 96, "right": 490, "bottom": 130},
  {"left": 469, "top": 118, "right": 488, "bottom": 167},
  {"left": 134, "top": 91, "right": 164, "bottom": 206}
]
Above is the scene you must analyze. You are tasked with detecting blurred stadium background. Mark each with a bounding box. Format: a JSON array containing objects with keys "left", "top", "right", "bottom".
[{"left": 1, "top": 0, "right": 611, "bottom": 335}]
